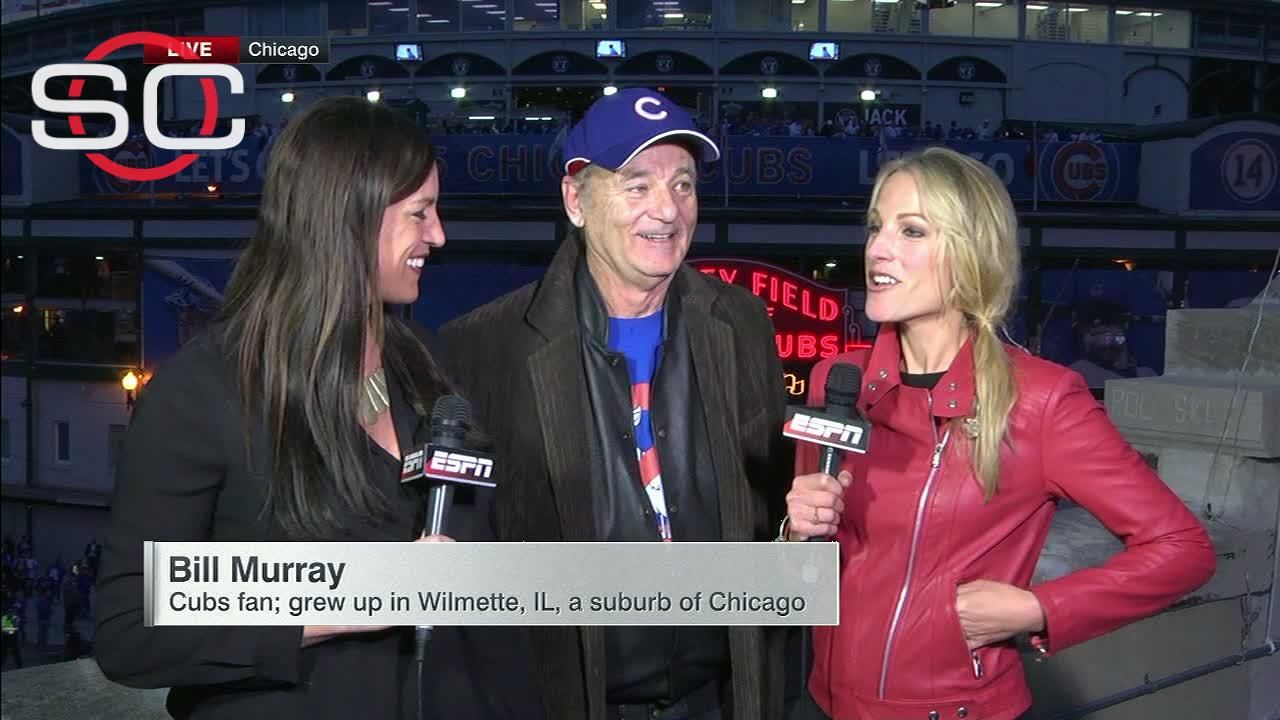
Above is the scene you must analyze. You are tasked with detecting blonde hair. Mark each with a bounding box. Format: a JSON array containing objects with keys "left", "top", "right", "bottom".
[{"left": 868, "top": 146, "right": 1020, "bottom": 498}]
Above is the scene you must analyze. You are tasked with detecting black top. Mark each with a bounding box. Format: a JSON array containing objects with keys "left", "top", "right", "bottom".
[
  {"left": 901, "top": 370, "right": 946, "bottom": 390},
  {"left": 94, "top": 327, "right": 541, "bottom": 720}
]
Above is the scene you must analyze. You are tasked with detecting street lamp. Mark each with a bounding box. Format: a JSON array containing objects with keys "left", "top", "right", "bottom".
[{"left": 122, "top": 370, "right": 140, "bottom": 410}]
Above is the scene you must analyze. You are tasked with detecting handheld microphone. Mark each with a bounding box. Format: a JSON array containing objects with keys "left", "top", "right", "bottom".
[
  {"left": 817, "top": 363, "right": 863, "bottom": 476},
  {"left": 782, "top": 362, "right": 870, "bottom": 466},
  {"left": 400, "top": 395, "right": 496, "bottom": 663},
  {"left": 783, "top": 363, "right": 866, "bottom": 688}
]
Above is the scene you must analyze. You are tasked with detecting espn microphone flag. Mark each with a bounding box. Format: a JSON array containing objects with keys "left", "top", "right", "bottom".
[
  {"left": 400, "top": 396, "right": 497, "bottom": 492},
  {"left": 782, "top": 407, "right": 870, "bottom": 454},
  {"left": 401, "top": 447, "right": 497, "bottom": 488},
  {"left": 782, "top": 363, "right": 871, "bottom": 456}
]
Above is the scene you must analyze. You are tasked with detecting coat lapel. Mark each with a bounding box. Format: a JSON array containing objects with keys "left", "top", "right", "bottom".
[
  {"left": 524, "top": 238, "right": 596, "bottom": 543},
  {"left": 524, "top": 237, "right": 608, "bottom": 717},
  {"left": 681, "top": 268, "right": 750, "bottom": 543},
  {"left": 682, "top": 267, "right": 764, "bottom": 716},
  {"left": 526, "top": 337, "right": 596, "bottom": 542}
]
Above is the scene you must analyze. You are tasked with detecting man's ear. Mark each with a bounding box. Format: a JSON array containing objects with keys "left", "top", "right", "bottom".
[{"left": 562, "top": 175, "right": 586, "bottom": 228}]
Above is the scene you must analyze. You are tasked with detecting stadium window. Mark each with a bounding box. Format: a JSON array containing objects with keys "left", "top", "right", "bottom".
[
  {"left": 284, "top": 0, "right": 327, "bottom": 34},
  {"left": 871, "top": 0, "right": 922, "bottom": 33},
  {"left": 1117, "top": 7, "right": 1189, "bottom": 48},
  {"left": 930, "top": 0, "right": 975, "bottom": 36},
  {"left": 511, "top": 0, "right": 604, "bottom": 31},
  {"left": 618, "top": 0, "right": 712, "bottom": 29},
  {"left": 250, "top": 1, "right": 286, "bottom": 35},
  {"left": 1195, "top": 11, "right": 1262, "bottom": 53},
  {"left": 118, "top": 15, "right": 145, "bottom": 34},
  {"left": 827, "top": 0, "right": 872, "bottom": 33},
  {"left": 1025, "top": 2, "right": 1106, "bottom": 44},
  {"left": 972, "top": 0, "right": 1017, "bottom": 38},
  {"left": 369, "top": 0, "right": 413, "bottom": 34},
  {"left": 469, "top": 2, "right": 509, "bottom": 31},
  {"left": 417, "top": 0, "right": 460, "bottom": 32},
  {"left": 176, "top": 10, "right": 205, "bottom": 34},
  {"left": 792, "top": 0, "right": 818, "bottom": 31},
  {"left": 32, "top": 253, "right": 139, "bottom": 366},
  {"left": 31, "top": 28, "right": 67, "bottom": 59},
  {"left": 70, "top": 21, "right": 114, "bottom": 49},
  {"left": 739, "top": 0, "right": 817, "bottom": 31},
  {"left": 55, "top": 421, "right": 71, "bottom": 464},
  {"left": 0, "top": 34, "right": 26, "bottom": 62},
  {"left": 328, "top": 0, "right": 370, "bottom": 34},
  {"left": 144, "top": 14, "right": 174, "bottom": 34}
]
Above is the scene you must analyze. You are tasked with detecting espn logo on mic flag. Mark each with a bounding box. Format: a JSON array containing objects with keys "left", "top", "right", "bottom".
[
  {"left": 783, "top": 407, "right": 870, "bottom": 454},
  {"left": 401, "top": 445, "right": 497, "bottom": 488}
]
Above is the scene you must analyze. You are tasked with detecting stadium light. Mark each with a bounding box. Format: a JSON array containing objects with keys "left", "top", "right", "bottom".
[
  {"left": 280, "top": 91, "right": 295, "bottom": 103},
  {"left": 603, "top": 84, "right": 618, "bottom": 96},
  {"left": 762, "top": 87, "right": 778, "bottom": 99},
  {"left": 860, "top": 89, "right": 878, "bottom": 101},
  {"left": 366, "top": 90, "right": 381, "bottom": 102},
  {"left": 451, "top": 87, "right": 468, "bottom": 99}
]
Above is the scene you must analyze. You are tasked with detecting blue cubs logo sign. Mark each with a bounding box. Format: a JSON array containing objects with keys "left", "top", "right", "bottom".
[
  {"left": 1041, "top": 141, "right": 1120, "bottom": 201},
  {"left": 92, "top": 137, "right": 154, "bottom": 194}
]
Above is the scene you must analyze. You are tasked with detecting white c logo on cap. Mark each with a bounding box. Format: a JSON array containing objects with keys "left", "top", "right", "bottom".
[{"left": 634, "top": 97, "right": 668, "bottom": 121}]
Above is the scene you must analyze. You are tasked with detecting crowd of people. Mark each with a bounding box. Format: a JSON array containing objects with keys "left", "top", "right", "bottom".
[{"left": 1, "top": 535, "right": 99, "bottom": 671}]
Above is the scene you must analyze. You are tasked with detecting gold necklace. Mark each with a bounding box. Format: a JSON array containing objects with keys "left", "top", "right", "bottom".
[{"left": 359, "top": 367, "right": 390, "bottom": 425}]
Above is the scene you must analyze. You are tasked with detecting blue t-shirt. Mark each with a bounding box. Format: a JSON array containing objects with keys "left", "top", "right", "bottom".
[{"left": 607, "top": 311, "right": 671, "bottom": 541}]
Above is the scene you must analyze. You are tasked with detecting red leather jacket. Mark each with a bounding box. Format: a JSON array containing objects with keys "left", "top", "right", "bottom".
[{"left": 799, "top": 325, "right": 1216, "bottom": 720}]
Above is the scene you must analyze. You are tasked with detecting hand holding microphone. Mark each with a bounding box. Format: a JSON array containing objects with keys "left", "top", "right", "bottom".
[
  {"left": 786, "top": 470, "right": 852, "bottom": 541},
  {"left": 780, "top": 363, "right": 867, "bottom": 541}
]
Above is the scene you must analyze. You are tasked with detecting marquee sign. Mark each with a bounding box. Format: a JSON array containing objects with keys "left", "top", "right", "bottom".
[{"left": 689, "top": 258, "right": 868, "bottom": 397}]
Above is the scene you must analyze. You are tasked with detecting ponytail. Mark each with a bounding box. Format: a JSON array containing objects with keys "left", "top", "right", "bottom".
[{"left": 965, "top": 315, "right": 1017, "bottom": 499}]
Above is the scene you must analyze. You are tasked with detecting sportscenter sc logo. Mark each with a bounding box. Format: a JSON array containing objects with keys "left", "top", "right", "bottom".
[{"left": 30, "top": 32, "right": 245, "bottom": 183}]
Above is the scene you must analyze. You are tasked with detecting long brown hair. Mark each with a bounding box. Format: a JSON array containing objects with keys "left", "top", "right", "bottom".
[
  {"left": 869, "top": 147, "right": 1020, "bottom": 498},
  {"left": 217, "top": 97, "right": 448, "bottom": 538}
]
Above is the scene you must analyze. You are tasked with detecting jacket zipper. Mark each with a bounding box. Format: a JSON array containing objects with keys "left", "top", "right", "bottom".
[{"left": 877, "top": 391, "right": 952, "bottom": 699}]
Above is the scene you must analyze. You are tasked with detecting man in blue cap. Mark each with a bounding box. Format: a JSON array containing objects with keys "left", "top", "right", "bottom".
[{"left": 440, "top": 89, "right": 790, "bottom": 719}]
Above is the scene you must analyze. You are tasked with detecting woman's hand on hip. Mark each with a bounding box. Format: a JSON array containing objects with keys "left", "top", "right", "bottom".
[{"left": 955, "top": 579, "right": 1046, "bottom": 650}]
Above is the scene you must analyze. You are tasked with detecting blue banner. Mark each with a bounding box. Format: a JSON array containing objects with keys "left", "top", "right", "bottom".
[
  {"left": 1188, "top": 130, "right": 1280, "bottom": 212},
  {"left": 141, "top": 256, "right": 235, "bottom": 368},
  {"left": 82, "top": 135, "right": 1142, "bottom": 203},
  {"left": 80, "top": 137, "right": 273, "bottom": 196}
]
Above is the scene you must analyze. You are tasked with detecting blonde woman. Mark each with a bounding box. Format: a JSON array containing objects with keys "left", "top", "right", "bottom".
[{"left": 782, "top": 146, "right": 1215, "bottom": 720}]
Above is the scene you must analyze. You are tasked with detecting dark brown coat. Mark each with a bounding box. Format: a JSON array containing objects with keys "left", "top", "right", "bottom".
[{"left": 439, "top": 237, "right": 792, "bottom": 720}]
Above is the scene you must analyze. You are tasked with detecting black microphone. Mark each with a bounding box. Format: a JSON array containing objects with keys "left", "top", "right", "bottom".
[
  {"left": 423, "top": 395, "right": 470, "bottom": 537},
  {"left": 782, "top": 362, "right": 870, "bottom": 465},
  {"left": 817, "top": 363, "right": 863, "bottom": 477},
  {"left": 400, "top": 395, "right": 495, "bottom": 665}
]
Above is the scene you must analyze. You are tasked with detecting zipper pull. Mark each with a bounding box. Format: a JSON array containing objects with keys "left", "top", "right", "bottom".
[
  {"left": 931, "top": 441, "right": 944, "bottom": 468},
  {"left": 971, "top": 651, "right": 984, "bottom": 679}
]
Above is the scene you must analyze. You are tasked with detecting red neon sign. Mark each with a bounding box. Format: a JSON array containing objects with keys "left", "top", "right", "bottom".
[{"left": 690, "top": 259, "right": 869, "bottom": 370}]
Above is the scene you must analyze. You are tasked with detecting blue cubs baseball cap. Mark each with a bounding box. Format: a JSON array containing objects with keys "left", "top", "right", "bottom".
[{"left": 562, "top": 88, "right": 720, "bottom": 176}]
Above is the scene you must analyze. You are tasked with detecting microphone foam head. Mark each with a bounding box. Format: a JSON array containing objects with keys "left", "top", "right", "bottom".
[
  {"left": 430, "top": 394, "right": 472, "bottom": 428},
  {"left": 825, "top": 363, "right": 862, "bottom": 405}
]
